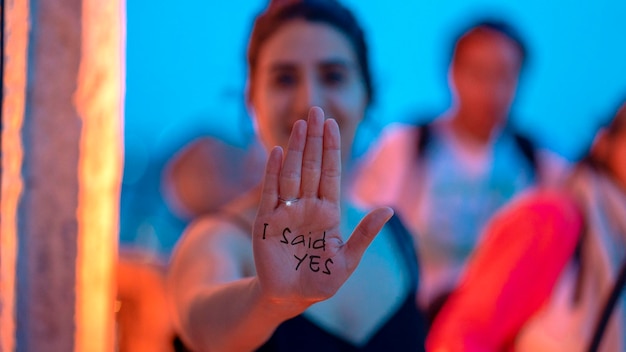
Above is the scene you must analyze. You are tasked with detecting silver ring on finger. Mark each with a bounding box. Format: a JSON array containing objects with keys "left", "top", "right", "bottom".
[{"left": 278, "top": 196, "right": 300, "bottom": 207}]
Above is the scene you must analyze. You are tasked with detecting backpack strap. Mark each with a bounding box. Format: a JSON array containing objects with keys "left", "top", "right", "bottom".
[
  {"left": 587, "top": 256, "right": 626, "bottom": 352},
  {"left": 416, "top": 120, "right": 538, "bottom": 174},
  {"left": 512, "top": 131, "right": 539, "bottom": 178},
  {"left": 415, "top": 123, "right": 432, "bottom": 161}
]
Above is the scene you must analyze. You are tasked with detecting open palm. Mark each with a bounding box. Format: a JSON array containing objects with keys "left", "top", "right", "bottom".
[{"left": 252, "top": 107, "right": 393, "bottom": 309}]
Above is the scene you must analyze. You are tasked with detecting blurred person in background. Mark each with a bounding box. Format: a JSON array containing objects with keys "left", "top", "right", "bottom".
[
  {"left": 162, "top": 137, "right": 265, "bottom": 221},
  {"left": 351, "top": 17, "right": 569, "bottom": 322},
  {"left": 427, "top": 97, "right": 626, "bottom": 352},
  {"left": 166, "top": 0, "right": 428, "bottom": 351},
  {"left": 116, "top": 135, "right": 264, "bottom": 351}
]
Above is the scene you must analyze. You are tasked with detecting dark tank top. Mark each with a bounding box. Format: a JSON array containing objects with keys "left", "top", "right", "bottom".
[
  {"left": 256, "top": 215, "right": 427, "bottom": 352},
  {"left": 173, "top": 214, "right": 427, "bottom": 352}
]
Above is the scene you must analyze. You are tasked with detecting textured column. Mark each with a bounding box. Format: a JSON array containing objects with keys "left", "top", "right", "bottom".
[
  {"left": 1, "top": 0, "right": 125, "bottom": 350},
  {"left": 16, "top": 1, "right": 83, "bottom": 349}
]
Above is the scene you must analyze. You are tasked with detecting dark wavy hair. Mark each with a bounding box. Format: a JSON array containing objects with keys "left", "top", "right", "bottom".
[{"left": 246, "top": 0, "right": 373, "bottom": 105}]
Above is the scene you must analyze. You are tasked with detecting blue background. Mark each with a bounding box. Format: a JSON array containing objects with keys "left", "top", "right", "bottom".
[{"left": 121, "top": 0, "right": 626, "bottom": 256}]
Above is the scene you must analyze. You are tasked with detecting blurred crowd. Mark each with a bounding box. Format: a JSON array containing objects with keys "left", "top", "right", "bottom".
[{"left": 115, "top": 1, "right": 625, "bottom": 351}]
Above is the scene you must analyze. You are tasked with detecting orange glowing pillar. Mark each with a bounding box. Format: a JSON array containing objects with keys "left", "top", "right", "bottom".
[
  {"left": 2, "top": 0, "right": 29, "bottom": 350},
  {"left": 1, "top": 0, "right": 125, "bottom": 350},
  {"left": 75, "top": 0, "right": 126, "bottom": 350}
]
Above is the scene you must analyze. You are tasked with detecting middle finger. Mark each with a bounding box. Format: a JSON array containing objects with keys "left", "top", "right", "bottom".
[
  {"left": 279, "top": 119, "right": 307, "bottom": 201},
  {"left": 300, "top": 107, "right": 325, "bottom": 198}
]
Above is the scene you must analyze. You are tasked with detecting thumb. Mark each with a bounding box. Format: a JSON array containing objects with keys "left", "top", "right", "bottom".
[{"left": 344, "top": 207, "right": 394, "bottom": 269}]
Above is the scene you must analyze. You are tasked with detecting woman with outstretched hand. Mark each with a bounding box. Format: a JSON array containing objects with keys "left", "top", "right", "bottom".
[{"left": 166, "top": 1, "right": 427, "bottom": 351}]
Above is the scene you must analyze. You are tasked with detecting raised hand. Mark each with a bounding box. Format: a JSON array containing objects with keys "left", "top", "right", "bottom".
[{"left": 252, "top": 106, "right": 393, "bottom": 310}]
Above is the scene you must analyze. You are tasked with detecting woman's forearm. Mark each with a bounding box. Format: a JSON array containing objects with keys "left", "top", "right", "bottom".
[{"left": 178, "top": 277, "right": 306, "bottom": 352}]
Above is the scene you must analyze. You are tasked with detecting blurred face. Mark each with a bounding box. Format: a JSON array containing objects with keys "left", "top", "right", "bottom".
[
  {"left": 450, "top": 29, "right": 522, "bottom": 134},
  {"left": 250, "top": 20, "right": 368, "bottom": 164}
]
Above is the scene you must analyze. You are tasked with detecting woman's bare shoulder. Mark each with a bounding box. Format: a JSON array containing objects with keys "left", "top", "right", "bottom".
[{"left": 169, "top": 197, "right": 259, "bottom": 284}]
